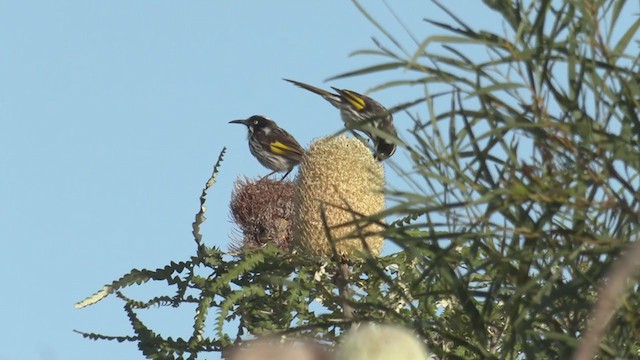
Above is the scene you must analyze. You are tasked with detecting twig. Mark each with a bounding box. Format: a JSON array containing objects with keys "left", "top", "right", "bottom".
[
  {"left": 572, "top": 239, "right": 640, "bottom": 360},
  {"left": 319, "top": 205, "right": 355, "bottom": 323}
]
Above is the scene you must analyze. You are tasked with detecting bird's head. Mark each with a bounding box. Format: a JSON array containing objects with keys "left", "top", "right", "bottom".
[{"left": 229, "top": 115, "right": 274, "bottom": 135}]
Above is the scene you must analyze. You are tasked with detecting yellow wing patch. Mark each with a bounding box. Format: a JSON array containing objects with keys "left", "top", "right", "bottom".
[
  {"left": 270, "top": 140, "right": 297, "bottom": 155},
  {"left": 342, "top": 90, "right": 366, "bottom": 110}
]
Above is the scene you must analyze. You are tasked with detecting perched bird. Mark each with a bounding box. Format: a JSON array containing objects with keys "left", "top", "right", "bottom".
[
  {"left": 284, "top": 79, "right": 397, "bottom": 160},
  {"left": 229, "top": 115, "right": 305, "bottom": 180}
]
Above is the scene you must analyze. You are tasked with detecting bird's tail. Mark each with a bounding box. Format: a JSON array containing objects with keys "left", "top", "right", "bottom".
[{"left": 283, "top": 79, "right": 341, "bottom": 108}]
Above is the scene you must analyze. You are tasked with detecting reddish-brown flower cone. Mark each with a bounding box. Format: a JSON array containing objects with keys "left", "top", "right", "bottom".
[{"left": 230, "top": 177, "right": 295, "bottom": 251}]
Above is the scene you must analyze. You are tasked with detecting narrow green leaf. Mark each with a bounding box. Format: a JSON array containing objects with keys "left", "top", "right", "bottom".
[{"left": 613, "top": 18, "right": 640, "bottom": 56}]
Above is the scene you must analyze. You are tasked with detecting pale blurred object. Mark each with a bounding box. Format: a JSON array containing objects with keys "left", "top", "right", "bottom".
[
  {"left": 337, "top": 323, "right": 429, "bottom": 360},
  {"left": 227, "top": 337, "right": 333, "bottom": 360}
]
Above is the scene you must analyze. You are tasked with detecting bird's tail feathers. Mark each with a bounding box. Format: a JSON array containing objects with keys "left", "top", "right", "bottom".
[{"left": 283, "top": 78, "right": 341, "bottom": 107}]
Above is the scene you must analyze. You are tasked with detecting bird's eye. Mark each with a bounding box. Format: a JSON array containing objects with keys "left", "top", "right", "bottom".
[{"left": 253, "top": 120, "right": 259, "bottom": 125}]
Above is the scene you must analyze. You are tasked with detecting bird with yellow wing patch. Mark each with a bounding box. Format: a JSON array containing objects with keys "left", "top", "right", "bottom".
[
  {"left": 284, "top": 79, "right": 397, "bottom": 161},
  {"left": 229, "top": 115, "right": 305, "bottom": 180}
]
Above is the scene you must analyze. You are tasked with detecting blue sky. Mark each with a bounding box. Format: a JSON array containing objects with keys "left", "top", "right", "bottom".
[{"left": 3, "top": 1, "right": 636, "bottom": 359}]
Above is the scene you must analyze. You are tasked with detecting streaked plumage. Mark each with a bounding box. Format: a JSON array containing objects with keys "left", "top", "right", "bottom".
[
  {"left": 229, "top": 115, "right": 304, "bottom": 180},
  {"left": 284, "top": 79, "right": 397, "bottom": 160}
]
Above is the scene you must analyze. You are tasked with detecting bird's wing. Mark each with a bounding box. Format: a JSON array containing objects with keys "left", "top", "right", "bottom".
[
  {"left": 266, "top": 128, "right": 305, "bottom": 161},
  {"left": 331, "top": 88, "right": 368, "bottom": 111}
]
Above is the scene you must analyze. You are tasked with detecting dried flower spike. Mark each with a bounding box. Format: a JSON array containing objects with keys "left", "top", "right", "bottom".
[{"left": 230, "top": 177, "right": 295, "bottom": 251}]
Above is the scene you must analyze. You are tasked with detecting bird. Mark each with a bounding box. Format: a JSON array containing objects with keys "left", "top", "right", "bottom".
[
  {"left": 284, "top": 79, "right": 397, "bottom": 161},
  {"left": 229, "top": 115, "right": 305, "bottom": 180}
]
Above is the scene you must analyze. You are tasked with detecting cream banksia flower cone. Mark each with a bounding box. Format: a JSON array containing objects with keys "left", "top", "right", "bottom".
[{"left": 292, "top": 136, "right": 385, "bottom": 258}]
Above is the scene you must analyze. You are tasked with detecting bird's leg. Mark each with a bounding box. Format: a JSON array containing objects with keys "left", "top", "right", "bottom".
[
  {"left": 280, "top": 168, "right": 293, "bottom": 181},
  {"left": 259, "top": 170, "right": 277, "bottom": 181},
  {"left": 349, "top": 130, "right": 369, "bottom": 143},
  {"left": 350, "top": 129, "right": 376, "bottom": 157}
]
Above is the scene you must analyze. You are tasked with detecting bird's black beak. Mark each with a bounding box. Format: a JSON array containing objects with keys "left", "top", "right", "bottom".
[{"left": 229, "top": 119, "right": 249, "bottom": 126}]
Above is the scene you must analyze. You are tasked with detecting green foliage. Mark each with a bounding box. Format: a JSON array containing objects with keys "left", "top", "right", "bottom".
[{"left": 76, "top": 1, "right": 640, "bottom": 359}]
